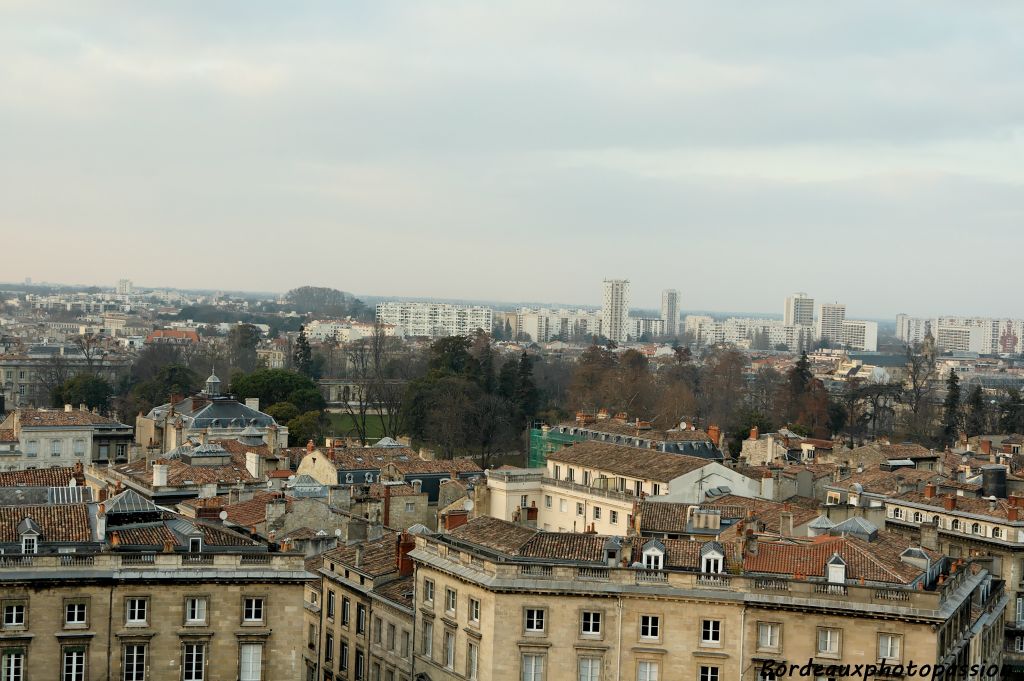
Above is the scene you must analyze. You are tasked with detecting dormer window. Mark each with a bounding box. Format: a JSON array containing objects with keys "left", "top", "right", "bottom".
[
  {"left": 189, "top": 537, "right": 203, "bottom": 553},
  {"left": 365, "top": 473, "right": 374, "bottom": 483},
  {"left": 18, "top": 518, "right": 41, "bottom": 555},
  {"left": 642, "top": 539, "right": 665, "bottom": 570},
  {"left": 700, "top": 543, "right": 725, "bottom": 574},
  {"left": 826, "top": 554, "right": 846, "bottom": 584},
  {"left": 345, "top": 473, "right": 354, "bottom": 484},
  {"left": 21, "top": 536, "right": 36, "bottom": 555}
]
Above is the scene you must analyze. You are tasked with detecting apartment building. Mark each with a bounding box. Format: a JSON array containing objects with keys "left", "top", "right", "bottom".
[
  {"left": 0, "top": 406, "right": 133, "bottom": 471},
  {"left": 784, "top": 293, "right": 814, "bottom": 327},
  {"left": 375, "top": 302, "right": 493, "bottom": 339},
  {"left": 0, "top": 345, "right": 131, "bottom": 408},
  {"left": 817, "top": 303, "right": 846, "bottom": 345},
  {"left": 630, "top": 317, "right": 665, "bottom": 339},
  {"left": 660, "top": 289, "right": 680, "bottom": 336},
  {"left": 0, "top": 487, "right": 310, "bottom": 680},
  {"left": 682, "top": 316, "right": 813, "bottom": 352},
  {"left": 312, "top": 532, "right": 417, "bottom": 681},
  {"left": 408, "top": 516, "right": 1003, "bottom": 681},
  {"left": 840, "top": 319, "right": 879, "bottom": 352},
  {"left": 601, "top": 279, "right": 630, "bottom": 344}
]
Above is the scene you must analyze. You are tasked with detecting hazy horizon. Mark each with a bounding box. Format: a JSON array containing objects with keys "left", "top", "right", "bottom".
[{"left": 2, "top": 3, "right": 1022, "bottom": 319}]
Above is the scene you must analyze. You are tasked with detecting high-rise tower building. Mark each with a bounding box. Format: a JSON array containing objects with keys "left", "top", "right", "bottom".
[
  {"left": 784, "top": 293, "right": 814, "bottom": 327},
  {"left": 601, "top": 279, "right": 630, "bottom": 344},
  {"left": 660, "top": 289, "right": 680, "bottom": 337},
  {"left": 116, "top": 279, "right": 133, "bottom": 295},
  {"left": 817, "top": 303, "right": 846, "bottom": 345}
]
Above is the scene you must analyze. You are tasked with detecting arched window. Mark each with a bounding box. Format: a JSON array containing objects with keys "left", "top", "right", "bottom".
[
  {"left": 993, "top": 527, "right": 1002, "bottom": 539},
  {"left": 972, "top": 522, "right": 981, "bottom": 535},
  {"left": 932, "top": 515, "right": 941, "bottom": 527},
  {"left": 952, "top": 519, "right": 961, "bottom": 531},
  {"left": 912, "top": 512, "right": 922, "bottom": 523},
  {"left": 893, "top": 508, "right": 904, "bottom": 520}
]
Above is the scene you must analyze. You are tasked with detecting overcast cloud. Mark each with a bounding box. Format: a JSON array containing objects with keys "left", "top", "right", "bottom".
[{"left": 1, "top": 2, "right": 1022, "bottom": 318}]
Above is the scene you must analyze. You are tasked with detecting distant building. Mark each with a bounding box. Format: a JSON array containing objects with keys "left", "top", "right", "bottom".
[
  {"left": 0, "top": 345, "right": 132, "bottom": 408},
  {"left": 841, "top": 319, "right": 878, "bottom": 352},
  {"left": 816, "top": 303, "right": 846, "bottom": 345},
  {"left": 375, "top": 302, "right": 492, "bottom": 338},
  {"left": 601, "top": 279, "right": 630, "bottom": 344},
  {"left": 784, "top": 292, "right": 815, "bottom": 327},
  {"left": 515, "top": 308, "right": 602, "bottom": 343},
  {"left": 116, "top": 278, "right": 133, "bottom": 295},
  {"left": 0, "top": 406, "right": 133, "bottom": 470},
  {"left": 631, "top": 317, "right": 665, "bottom": 339},
  {"left": 660, "top": 289, "right": 680, "bottom": 336}
]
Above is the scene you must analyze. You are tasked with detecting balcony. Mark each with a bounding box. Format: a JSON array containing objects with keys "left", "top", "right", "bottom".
[{"left": 0, "top": 552, "right": 304, "bottom": 575}]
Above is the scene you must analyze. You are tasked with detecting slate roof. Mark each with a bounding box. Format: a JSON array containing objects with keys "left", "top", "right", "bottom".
[
  {"left": 145, "top": 395, "right": 278, "bottom": 429},
  {"left": 547, "top": 441, "right": 712, "bottom": 481},
  {"left": 106, "top": 489, "right": 159, "bottom": 515},
  {"left": 0, "top": 505, "right": 91, "bottom": 542}
]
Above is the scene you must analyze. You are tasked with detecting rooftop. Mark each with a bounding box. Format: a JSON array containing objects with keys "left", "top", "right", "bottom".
[{"left": 547, "top": 441, "right": 712, "bottom": 481}]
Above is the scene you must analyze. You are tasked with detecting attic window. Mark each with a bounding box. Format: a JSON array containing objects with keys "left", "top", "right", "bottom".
[
  {"left": 702, "top": 553, "right": 722, "bottom": 574},
  {"left": 643, "top": 550, "right": 663, "bottom": 571},
  {"left": 21, "top": 536, "right": 37, "bottom": 555},
  {"left": 189, "top": 537, "right": 203, "bottom": 553}
]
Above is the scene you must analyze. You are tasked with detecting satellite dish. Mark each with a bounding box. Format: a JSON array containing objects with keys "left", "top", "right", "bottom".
[
  {"left": 267, "top": 480, "right": 273, "bottom": 488},
  {"left": 218, "top": 510, "right": 228, "bottom": 521},
  {"left": 334, "top": 528, "right": 343, "bottom": 537},
  {"left": 463, "top": 500, "right": 474, "bottom": 512}
]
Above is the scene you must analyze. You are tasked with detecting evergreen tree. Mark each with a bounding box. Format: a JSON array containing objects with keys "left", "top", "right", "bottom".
[
  {"left": 497, "top": 359, "right": 519, "bottom": 401},
  {"left": 965, "top": 384, "right": 987, "bottom": 437},
  {"left": 941, "top": 369, "right": 962, "bottom": 445},
  {"left": 514, "top": 352, "right": 539, "bottom": 428},
  {"left": 293, "top": 326, "right": 313, "bottom": 377}
]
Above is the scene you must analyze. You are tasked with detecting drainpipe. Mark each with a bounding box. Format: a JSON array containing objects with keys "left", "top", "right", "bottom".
[
  {"left": 616, "top": 596, "right": 623, "bottom": 681},
  {"left": 738, "top": 603, "right": 746, "bottom": 681}
]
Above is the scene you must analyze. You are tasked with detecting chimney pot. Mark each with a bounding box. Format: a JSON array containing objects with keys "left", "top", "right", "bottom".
[{"left": 942, "top": 495, "right": 956, "bottom": 511}]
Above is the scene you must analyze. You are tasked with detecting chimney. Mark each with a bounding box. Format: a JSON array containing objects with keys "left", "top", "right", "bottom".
[
  {"left": 245, "top": 451, "right": 262, "bottom": 479},
  {"left": 96, "top": 503, "right": 106, "bottom": 540},
  {"left": 355, "top": 544, "right": 364, "bottom": 568},
  {"left": 707, "top": 425, "right": 722, "bottom": 447},
  {"left": 383, "top": 483, "right": 391, "bottom": 529},
  {"left": 923, "top": 483, "right": 937, "bottom": 499},
  {"left": 152, "top": 463, "right": 168, "bottom": 487},
  {"left": 397, "top": 532, "right": 416, "bottom": 577},
  {"left": 981, "top": 439, "right": 992, "bottom": 456},
  {"left": 65, "top": 404, "right": 73, "bottom": 412},
  {"left": 749, "top": 426, "right": 759, "bottom": 441},
  {"left": 942, "top": 495, "right": 956, "bottom": 511},
  {"left": 780, "top": 511, "right": 794, "bottom": 537},
  {"left": 1010, "top": 507, "right": 1019, "bottom": 522},
  {"left": 443, "top": 511, "right": 469, "bottom": 531},
  {"left": 246, "top": 397, "right": 260, "bottom": 411},
  {"left": 920, "top": 518, "right": 938, "bottom": 551},
  {"left": 265, "top": 497, "right": 287, "bottom": 528}
]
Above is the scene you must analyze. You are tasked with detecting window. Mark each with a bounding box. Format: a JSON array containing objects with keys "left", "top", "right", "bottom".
[
  {"left": 1016, "top": 637, "right": 1024, "bottom": 654},
  {"left": 817, "top": 628, "right": 840, "bottom": 655},
  {"left": 186, "top": 597, "right": 207, "bottom": 624},
  {"left": 610, "top": 510, "right": 618, "bottom": 525},
  {"left": 340, "top": 642, "right": 348, "bottom": 671},
  {"left": 701, "top": 620, "right": 721, "bottom": 644},
  {"left": 912, "top": 511, "right": 922, "bottom": 523},
  {"left": 554, "top": 465, "right": 561, "bottom": 480},
  {"left": 581, "top": 611, "right": 601, "bottom": 635},
  {"left": 401, "top": 630, "right": 411, "bottom": 658},
  {"left": 652, "top": 484, "right": 660, "bottom": 496},
  {"left": 640, "top": 615, "right": 660, "bottom": 640},
  {"left": 952, "top": 519, "right": 961, "bottom": 531},
  {"left": 355, "top": 651, "right": 365, "bottom": 681},
  {"left": 3, "top": 604, "right": 25, "bottom": 628},
  {"left": 878, "top": 633, "right": 901, "bottom": 661},
  {"left": 20, "top": 536, "right": 36, "bottom": 555},
  {"left": 123, "top": 645, "right": 146, "bottom": 681},
  {"left": 1, "top": 650, "right": 23, "bottom": 681},
  {"left": 243, "top": 597, "right": 264, "bottom": 623},
  {"left": 544, "top": 496, "right": 552, "bottom": 509},
  {"left": 994, "top": 527, "right": 1002, "bottom": 539},
  {"left": 240, "top": 643, "right": 262, "bottom": 681},
  {"left": 183, "top": 643, "right": 205, "bottom": 681},
  {"left": 51, "top": 440, "right": 63, "bottom": 457},
  {"left": 576, "top": 503, "right": 584, "bottom": 517},
  {"left": 702, "top": 554, "right": 722, "bottom": 574},
  {"left": 467, "top": 642, "right": 479, "bottom": 680},
  {"left": 637, "top": 661, "right": 659, "bottom": 681},
  {"left": 342, "top": 597, "right": 350, "bottom": 625},
  {"left": 25, "top": 441, "right": 37, "bottom": 457},
  {"left": 593, "top": 507, "right": 602, "bottom": 520},
  {"left": 357, "top": 604, "right": 367, "bottom": 634},
  {"left": 700, "top": 666, "right": 719, "bottom": 681},
  {"left": 758, "top": 622, "right": 780, "bottom": 649},
  {"left": 421, "top": 620, "right": 433, "bottom": 656},
  {"left": 446, "top": 588, "right": 457, "bottom": 613},
  {"left": 583, "top": 471, "right": 591, "bottom": 486},
  {"left": 126, "top": 598, "right": 147, "bottom": 625},
  {"left": 972, "top": 523, "right": 981, "bottom": 535},
  {"left": 643, "top": 551, "right": 663, "bottom": 571},
  {"left": 325, "top": 634, "right": 334, "bottom": 662},
  {"left": 62, "top": 648, "right": 85, "bottom": 681},
  {"left": 521, "top": 495, "right": 529, "bottom": 508},
  {"left": 373, "top": 616, "right": 383, "bottom": 644},
  {"left": 560, "top": 499, "right": 568, "bottom": 513},
  {"left": 525, "top": 608, "right": 545, "bottom": 633},
  {"left": 405, "top": 502, "right": 415, "bottom": 512},
  {"left": 65, "top": 602, "right": 87, "bottom": 626},
  {"left": 522, "top": 654, "right": 545, "bottom": 681},
  {"left": 73, "top": 440, "right": 85, "bottom": 456},
  {"left": 326, "top": 591, "right": 336, "bottom": 619},
  {"left": 423, "top": 579, "right": 435, "bottom": 604},
  {"left": 579, "top": 657, "right": 601, "bottom": 681},
  {"left": 567, "top": 468, "right": 575, "bottom": 482},
  {"left": 444, "top": 630, "right": 455, "bottom": 669},
  {"left": 387, "top": 623, "right": 396, "bottom": 650},
  {"left": 189, "top": 537, "right": 202, "bottom": 553},
  {"left": 469, "top": 598, "right": 480, "bottom": 623}
]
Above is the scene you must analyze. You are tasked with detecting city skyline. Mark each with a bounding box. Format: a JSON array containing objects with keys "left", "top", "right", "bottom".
[{"left": 2, "top": 3, "right": 1023, "bottom": 318}]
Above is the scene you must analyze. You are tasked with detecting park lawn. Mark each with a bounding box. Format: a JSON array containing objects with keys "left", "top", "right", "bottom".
[{"left": 327, "top": 412, "right": 389, "bottom": 441}]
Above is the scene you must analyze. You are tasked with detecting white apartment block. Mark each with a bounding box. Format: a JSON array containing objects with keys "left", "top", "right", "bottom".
[
  {"left": 375, "top": 302, "right": 493, "bottom": 338},
  {"left": 661, "top": 289, "right": 680, "bottom": 336},
  {"left": 816, "top": 303, "right": 846, "bottom": 344},
  {"left": 896, "top": 315, "right": 1024, "bottom": 354},
  {"left": 515, "top": 308, "right": 602, "bottom": 343},
  {"left": 601, "top": 279, "right": 630, "bottom": 344},
  {"left": 896, "top": 313, "right": 932, "bottom": 345},
  {"left": 784, "top": 292, "right": 815, "bottom": 327},
  {"left": 304, "top": 319, "right": 397, "bottom": 343},
  {"left": 631, "top": 317, "right": 666, "bottom": 339},
  {"left": 840, "top": 320, "right": 878, "bottom": 352},
  {"left": 116, "top": 278, "right": 133, "bottom": 295},
  {"left": 684, "top": 316, "right": 812, "bottom": 351}
]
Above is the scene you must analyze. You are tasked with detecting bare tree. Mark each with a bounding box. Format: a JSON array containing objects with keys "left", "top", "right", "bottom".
[
  {"left": 342, "top": 337, "right": 375, "bottom": 445},
  {"left": 72, "top": 333, "right": 103, "bottom": 371},
  {"left": 901, "top": 341, "right": 937, "bottom": 442}
]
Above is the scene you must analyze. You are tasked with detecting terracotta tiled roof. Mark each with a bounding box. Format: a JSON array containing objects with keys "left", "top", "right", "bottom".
[
  {"left": 374, "top": 575, "right": 414, "bottom": 608},
  {"left": 547, "top": 441, "right": 711, "bottom": 481},
  {"left": 830, "top": 466, "right": 947, "bottom": 495},
  {"left": 847, "top": 443, "right": 934, "bottom": 466},
  {"left": 114, "top": 450, "right": 259, "bottom": 488},
  {"left": 0, "top": 504, "right": 91, "bottom": 542},
  {"left": 559, "top": 420, "right": 712, "bottom": 443},
  {"left": 0, "top": 429, "right": 15, "bottom": 443},
  {"left": 213, "top": 438, "right": 271, "bottom": 458},
  {"left": 350, "top": 483, "right": 419, "bottom": 499},
  {"left": 17, "top": 408, "right": 124, "bottom": 428},
  {"left": 0, "top": 466, "right": 77, "bottom": 487},
  {"left": 892, "top": 492, "right": 1013, "bottom": 520},
  {"left": 446, "top": 516, "right": 538, "bottom": 554},
  {"left": 742, "top": 534, "right": 924, "bottom": 585},
  {"left": 115, "top": 525, "right": 178, "bottom": 546},
  {"left": 386, "top": 458, "right": 483, "bottom": 476},
  {"left": 638, "top": 502, "right": 690, "bottom": 533},
  {"left": 146, "top": 329, "right": 200, "bottom": 343},
  {"left": 224, "top": 492, "right": 290, "bottom": 527},
  {"left": 323, "top": 532, "right": 400, "bottom": 577}
]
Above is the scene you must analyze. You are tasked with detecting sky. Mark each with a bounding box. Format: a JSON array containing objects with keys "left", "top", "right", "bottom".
[{"left": 1, "top": 2, "right": 1022, "bottom": 319}]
